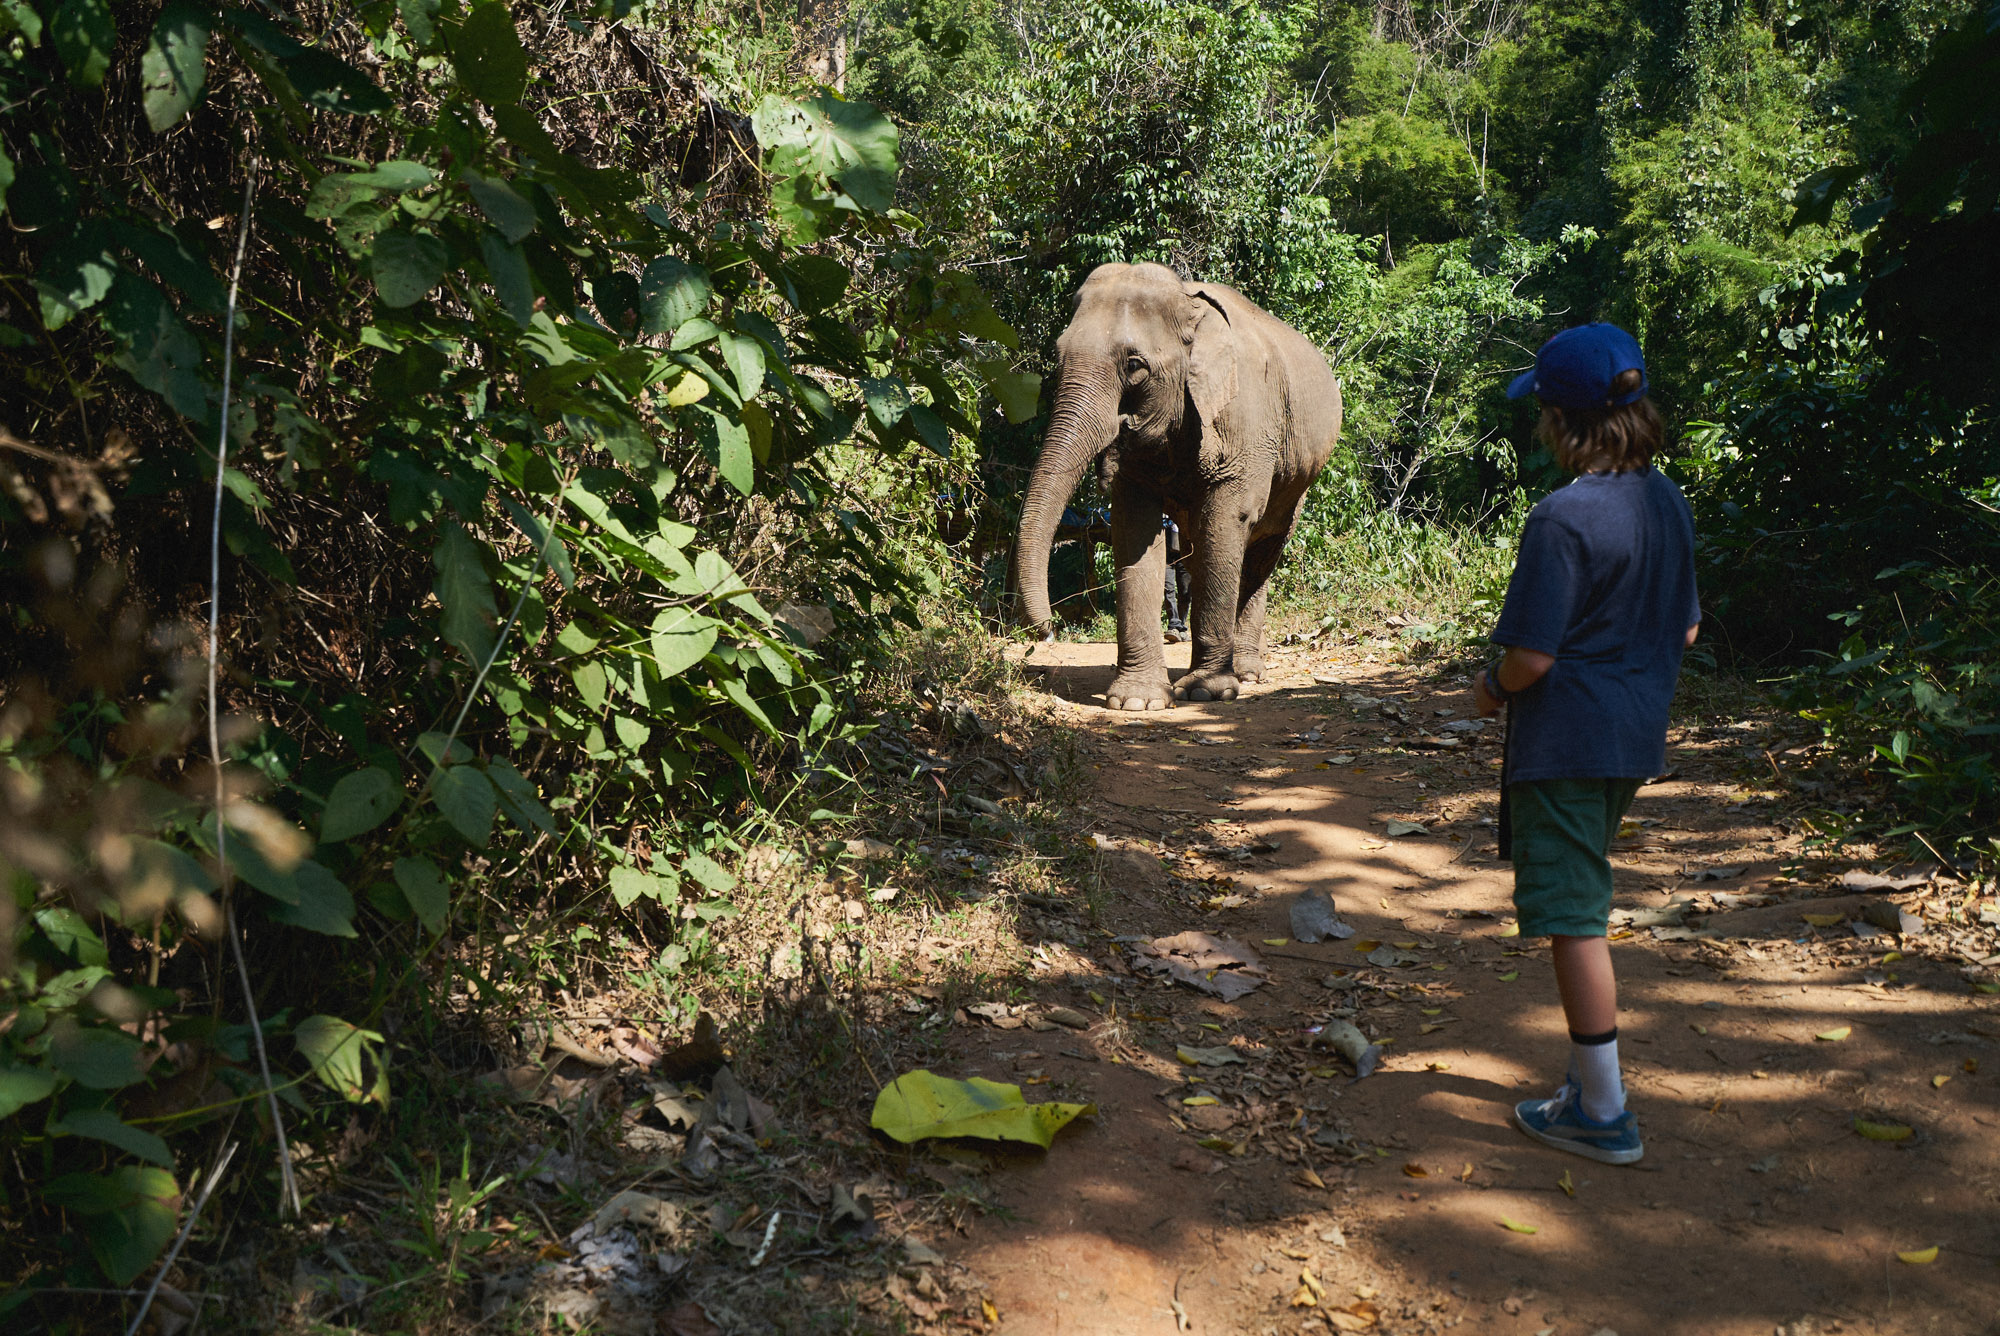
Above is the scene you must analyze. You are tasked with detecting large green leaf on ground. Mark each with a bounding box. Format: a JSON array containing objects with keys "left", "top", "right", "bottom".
[
  {"left": 294, "top": 1015, "right": 388, "bottom": 1105},
  {"left": 870, "top": 1070, "right": 1095, "bottom": 1147},
  {"left": 140, "top": 1, "right": 210, "bottom": 131}
]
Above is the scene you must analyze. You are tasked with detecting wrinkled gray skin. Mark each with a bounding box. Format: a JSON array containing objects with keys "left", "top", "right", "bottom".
[{"left": 1015, "top": 263, "right": 1343, "bottom": 709}]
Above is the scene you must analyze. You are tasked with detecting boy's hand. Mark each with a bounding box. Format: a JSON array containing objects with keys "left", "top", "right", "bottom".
[{"left": 1472, "top": 668, "right": 1503, "bottom": 717}]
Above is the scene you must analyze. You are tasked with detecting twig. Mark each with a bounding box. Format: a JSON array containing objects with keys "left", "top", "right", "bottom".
[
  {"left": 124, "top": 1139, "right": 239, "bottom": 1336},
  {"left": 748, "top": 1209, "right": 781, "bottom": 1267},
  {"left": 204, "top": 160, "right": 298, "bottom": 1218}
]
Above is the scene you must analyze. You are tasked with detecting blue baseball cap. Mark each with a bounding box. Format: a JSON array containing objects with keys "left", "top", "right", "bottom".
[{"left": 1507, "top": 323, "right": 1648, "bottom": 409}]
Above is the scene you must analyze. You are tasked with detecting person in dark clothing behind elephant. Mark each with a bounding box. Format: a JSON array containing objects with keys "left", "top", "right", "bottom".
[
  {"left": 1015, "top": 263, "right": 1344, "bottom": 709},
  {"left": 1162, "top": 516, "right": 1191, "bottom": 642}
]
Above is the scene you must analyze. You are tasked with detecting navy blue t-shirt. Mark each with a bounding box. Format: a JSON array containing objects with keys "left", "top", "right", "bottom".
[{"left": 1493, "top": 468, "right": 1700, "bottom": 782}]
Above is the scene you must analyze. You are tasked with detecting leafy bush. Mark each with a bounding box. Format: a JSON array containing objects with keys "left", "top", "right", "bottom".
[{"left": 0, "top": 0, "right": 1034, "bottom": 1297}]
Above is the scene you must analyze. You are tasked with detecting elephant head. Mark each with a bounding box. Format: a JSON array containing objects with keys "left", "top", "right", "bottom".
[{"left": 1015, "top": 262, "right": 1240, "bottom": 634}]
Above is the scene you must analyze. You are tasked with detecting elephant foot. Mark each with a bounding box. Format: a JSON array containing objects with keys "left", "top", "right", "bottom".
[
  {"left": 1106, "top": 673, "right": 1173, "bottom": 712},
  {"left": 1172, "top": 668, "right": 1240, "bottom": 702},
  {"left": 1235, "top": 653, "right": 1266, "bottom": 684}
]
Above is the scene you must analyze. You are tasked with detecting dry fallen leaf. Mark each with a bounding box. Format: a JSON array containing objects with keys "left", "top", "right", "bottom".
[
  {"left": 1498, "top": 1217, "right": 1538, "bottom": 1234},
  {"left": 1182, "top": 1095, "right": 1220, "bottom": 1106},
  {"left": 1289, "top": 1284, "right": 1319, "bottom": 1309},
  {"left": 1428, "top": 1061, "right": 1451, "bottom": 1071},
  {"left": 1816, "top": 1026, "right": 1852, "bottom": 1042},
  {"left": 1498, "top": 971, "right": 1519, "bottom": 982},
  {"left": 1299, "top": 1167, "right": 1328, "bottom": 1189},
  {"left": 1459, "top": 1162, "right": 1474, "bottom": 1182},
  {"left": 982, "top": 1296, "right": 1000, "bottom": 1323},
  {"left": 1691, "top": 1023, "right": 1708, "bottom": 1035},
  {"left": 1498, "top": 922, "right": 1520, "bottom": 938},
  {"left": 1932, "top": 1074, "right": 1952, "bottom": 1089},
  {"left": 1557, "top": 1169, "right": 1575, "bottom": 1197},
  {"left": 1263, "top": 938, "right": 1289, "bottom": 946},
  {"left": 1402, "top": 1162, "right": 1428, "bottom": 1178},
  {"left": 1966, "top": 1058, "right": 1980, "bottom": 1074},
  {"left": 1897, "top": 1245, "right": 1939, "bottom": 1265}
]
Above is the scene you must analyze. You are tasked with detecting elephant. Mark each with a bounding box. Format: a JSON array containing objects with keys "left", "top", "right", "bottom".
[{"left": 1014, "top": 262, "right": 1343, "bottom": 709}]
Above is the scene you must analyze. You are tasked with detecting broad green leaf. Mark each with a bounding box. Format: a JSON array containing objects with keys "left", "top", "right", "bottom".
[
  {"left": 612, "top": 714, "right": 651, "bottom": 750},
  {"left": 651, "top": 607, "right": 718, "bottom": 678},
  {"left": 486, "top": 760, "right": 554, "bottom": 833},
  {"left": 464, "top": 171, "right": 536, "bottom": 241},
  {"left": 781, "top": 254, "right": 849, "bottom": 313},
  {"left": 280, "top": 48, "right": 392, "bottom": 115},
  {"left": 140, "top": 1, "right": 210, "bottom": 132},
  {"left": 416, "top": 731, "right": 473, "bottom": 765},
  {"left": 499, "top": 495, "right": 572, "bottom": 588},
  {"left": 46, "top": 1167, "right": 179, "bottom": 1285},
  {"left": 264, "top": 860, "right": 357, "bottom": 937},
  {"left": 35, "top": 906, "right": 108, "bottom": 966},
  {"left": 294, "top": 1015, "right": 388, "bottom": 1105},
  {"left": 0, "top": 0, "right": 44, "bottom": 44},
  {"left": 861, "top": 376, "right": 909, "bottom": 426},
  {"left": 49, "top": 1021, "right": 147, "bottom": 1089},
  {"left": 608, "top": 866, "right": 673, "bottom": 909},
  {"left": 716, "top": 330, "right": 764, "bottom": 401},
  {"left": 343, "top": 160, "right": 435, "bottom": 191},
  {"left": 907, "top": 404, "right": 951, "bottom": 455},
  {"left": 450, "top": 1, "right": 527, "bottom": 105},
  {"left": 398, "top": 0, "right": 439, "bottom": 45},
  {"left": 99, "top": 273, "right": 204, "bottom": 418},
  {"left": 681, "top": 850, "right": 737, "bottom": 893},
  {"left": 478, "top": 229, "right": 534, "bottom": 326},
  {"left": 870, "top": 1070, "right": 1094, "bottom": 1147},
  {"left": 554, "top": 621, "right": 598, "bottom": 654},
  {"left": 36, "top": 220, "right": 120, "bottom": 330},
  {"left": 50, "top": 0, "right": 114, "bottom": 87},
  {"left": 572, "top": 659, "right": 607, "bottom": 710},
  {"left": 432, "top": 765, "right": 497, "bottom": 846},
  {"left": 392, "top": 857, "right": 449, "bottom": 935},
  {"left": 638, "top": 257, "right": 711, "bottom": 334},
  {"left": 718, "top": 671, "right": 779, "bottom": 738},
  {"left": 978, "top": 362, "right": 1043, "bottom": 423},
  {"left": 701, "top": 407, "right": 753, "bottom": 495},
  {"left": 321, "top": 768, "right": 401, "bottom": 842},
  {"left": 53, "top": 1108, "right": 174, "bottom": 1167},
  {"left": 0, "top": 1063, "right": 58, "bottom": 1119},
  {"left": 433, "top": 523, "right": 497, "bottom": 665},
  {"left": 752, "top": 91, "right": 900, "bottom": 212},
  {"left": 370, "top": 227, "right": 449, "bottom": 307}
]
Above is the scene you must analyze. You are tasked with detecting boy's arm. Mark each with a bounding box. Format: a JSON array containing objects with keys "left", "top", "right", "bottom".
[
  {"left": 1472, "top": 647, "right": 1555, "bottom": 717},
  {"left": 1685, "top": 623, "right": 1700, "bottom": 647}
]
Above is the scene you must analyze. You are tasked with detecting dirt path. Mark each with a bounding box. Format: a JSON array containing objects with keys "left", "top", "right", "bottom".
[{"left": 934, "top": 640, "right": 2000, "bottom": 1336}]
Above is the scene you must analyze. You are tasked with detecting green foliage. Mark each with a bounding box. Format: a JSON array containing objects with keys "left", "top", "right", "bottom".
[{"left": 0, "top": 0, "right": 1024, "bottom": 1295}]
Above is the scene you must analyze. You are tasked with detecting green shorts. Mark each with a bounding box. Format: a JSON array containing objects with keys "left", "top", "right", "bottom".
[{"left": 1508, "top": 778, "right": 1643, "bottom": 938}]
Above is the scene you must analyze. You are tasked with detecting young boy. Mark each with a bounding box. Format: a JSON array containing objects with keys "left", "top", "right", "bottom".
[{"left": 1472, "top": 323, "right": 1700, "bottom": 1166}]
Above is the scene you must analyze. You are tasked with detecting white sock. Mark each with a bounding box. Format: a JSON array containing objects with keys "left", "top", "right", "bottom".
[{"left": 1570, "top": 1031, "right": 1626, "bottom": 1122}]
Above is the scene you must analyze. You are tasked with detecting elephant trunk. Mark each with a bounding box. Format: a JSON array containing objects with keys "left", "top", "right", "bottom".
[{"left": 1016, "top": 365, "right": 1120, "bottom": 635}]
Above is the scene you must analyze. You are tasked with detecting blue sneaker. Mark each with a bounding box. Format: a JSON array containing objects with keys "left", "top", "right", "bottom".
[{"left": 1512, "top": 1084, "right": 1644, "bottom": 1165}]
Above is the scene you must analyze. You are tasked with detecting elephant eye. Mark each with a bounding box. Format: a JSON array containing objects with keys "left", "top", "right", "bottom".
[{"left": 1125, "top": 356, "right": 1148, "bottom": 377}]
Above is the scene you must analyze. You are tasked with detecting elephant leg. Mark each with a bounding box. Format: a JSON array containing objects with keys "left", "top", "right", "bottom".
[
  {"left": 1173, "top": 491, "right": 1251, "bottom": 703},
  {"left": 1106, "top": 481, "right": 1172, "bottom": 711},
  {"left": 1233, "top": 534, "right": 1285, "bottom": 683}
]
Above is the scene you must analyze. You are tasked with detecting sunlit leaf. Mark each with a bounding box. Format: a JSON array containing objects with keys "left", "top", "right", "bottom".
[
  {"left": 140, "top": 1, "right": 209, "bottom": 131},
  {"left": 321, "top": 767, "right": 402, "bottom": 842},
  {"left": 294, "top": 1014, "right": 388, "bottom": 1105},
  {"left": 870, "top": 1070, "right": 1094, "bottom": 1147}
]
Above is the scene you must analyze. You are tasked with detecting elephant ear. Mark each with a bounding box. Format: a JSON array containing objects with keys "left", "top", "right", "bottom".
[{"left": 1182, "top": 285, "right": 1239, "bottom": 429}]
